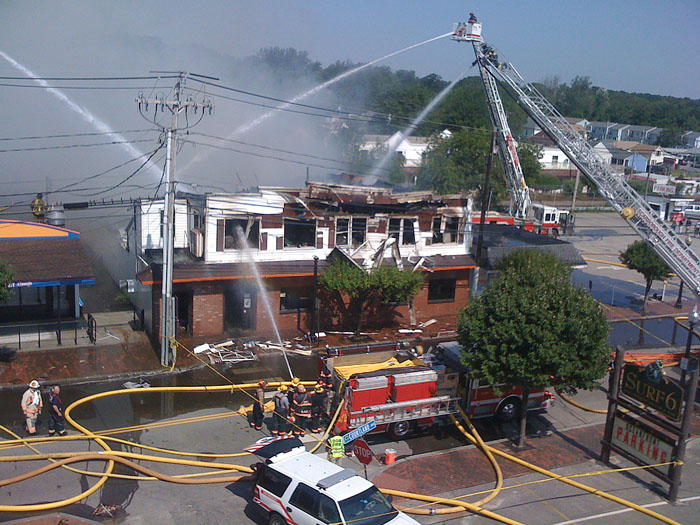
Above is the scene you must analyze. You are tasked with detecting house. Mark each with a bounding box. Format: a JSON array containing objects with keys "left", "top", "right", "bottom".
[
  {"left": 521, "top": 117, "right": 588, "bottom": 139},
  {"left": 0, "top": 220, "right": 95, "bottom": 326},
  {"left": 128, "top": 183, "right": 477, "bottom": 340},
  {"left": 360, "top": 130, "right": 450, "bottom": 168},
  {"left": 682, "top": 131, "right": 700, "bottom": 150},
  {"left": 587, "top": 122, "right": 664, "bottom": 144}
]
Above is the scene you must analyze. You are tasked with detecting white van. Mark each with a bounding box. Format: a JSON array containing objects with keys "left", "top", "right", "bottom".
[
  {"left": 683, "top": 204, "right": 700, "bottom": 220},
  {"left": 253, "top": 442, "right": 418, "bottom": 525}
]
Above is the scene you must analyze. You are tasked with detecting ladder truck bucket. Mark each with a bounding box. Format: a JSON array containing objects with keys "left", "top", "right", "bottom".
[{"left": 452, "top": 22, "right": 482, "bottom": 42}]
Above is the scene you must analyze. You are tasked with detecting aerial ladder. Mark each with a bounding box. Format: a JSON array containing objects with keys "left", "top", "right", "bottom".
[{"left": 453, "top": 15, "right": 700, "bottom": 297}]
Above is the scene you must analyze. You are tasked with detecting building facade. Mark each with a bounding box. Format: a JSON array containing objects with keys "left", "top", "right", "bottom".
[{"left": 130, "top": 183, "right": 476, "bottom": 340}]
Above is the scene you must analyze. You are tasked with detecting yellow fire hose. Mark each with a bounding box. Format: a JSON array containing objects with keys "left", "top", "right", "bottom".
[{"left": 450, "top": 406, "right": 678, "bottom": 525}]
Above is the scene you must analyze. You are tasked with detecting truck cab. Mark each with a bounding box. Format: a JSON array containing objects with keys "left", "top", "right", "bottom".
[{"left": 531, "top": 204, "right": 569, "bottom": 236}]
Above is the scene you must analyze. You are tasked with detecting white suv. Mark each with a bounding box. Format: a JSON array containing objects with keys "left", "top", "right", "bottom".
[
  {"left": 253, "top": 444, "right": 418, "bottom": 525},
  {"left": 683, "top": 204, "right": 700, "bottom": 220}
]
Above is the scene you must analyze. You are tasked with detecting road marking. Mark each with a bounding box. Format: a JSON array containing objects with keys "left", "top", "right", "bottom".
[
  {"left": 523, "top": 485, "right": 569, "bottom": 521},
  {"left": 552, "top": 495, "right": 700, "bottom": 524}
]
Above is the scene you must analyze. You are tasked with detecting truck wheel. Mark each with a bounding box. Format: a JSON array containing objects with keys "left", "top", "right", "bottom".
[
  {"left": 496, "top": 398, "right": 521, "bottom": 422},
  {"left": 388, "top": 421, "right": 413, "bottom": 439},
  {"left": 268, "top": 512, "right": 286, "bottom": 525}
]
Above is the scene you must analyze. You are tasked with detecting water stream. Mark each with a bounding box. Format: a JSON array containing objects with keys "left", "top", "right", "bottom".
[
  {"left": 235, "top": 226, "right": 294, "bottom": 379},
  {"left": 180, "top": 32, "right": 453, "bottom": 175},
  {"left": 0, "top": 50, "right": 161, "bottom": 179},
  {"left": 370, "top": 64, "right": 473, "bottom": 178}
]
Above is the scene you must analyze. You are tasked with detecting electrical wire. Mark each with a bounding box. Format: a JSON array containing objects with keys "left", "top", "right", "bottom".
[
  {"left": 0, "top": 138, "right": 154, "bottom": 153},
  {"left": 0, "top": 129, "right": 155, "bottom": 141},
  {"left": 77, "top": 145, "right": 165, "bottom": 196},
  {"left": 0, "top": 75, "right": 179, "bottom": 81}
]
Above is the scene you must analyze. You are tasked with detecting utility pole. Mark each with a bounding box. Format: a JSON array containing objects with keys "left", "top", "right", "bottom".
[
  {"left": 136, "top": 73, "right": 213, "bottom": 366},
  {"left": 476, "top": 128, "right": 497, "bottom": 265}
]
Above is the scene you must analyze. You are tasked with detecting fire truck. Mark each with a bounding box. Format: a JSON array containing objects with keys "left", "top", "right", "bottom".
[{"left": 327, "top": 342, "right": 554, "bottom": 439}]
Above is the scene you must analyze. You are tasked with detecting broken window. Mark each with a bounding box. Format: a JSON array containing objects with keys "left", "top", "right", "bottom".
[
  {"left": 428, "top": 279, "right": 456, "bottom": 303},
  {"left": 432, "top": 217, "right": 443, "bottom": 244},
  {"left": 388, "top": 218, "right": 416, "bottom": 245},
  {"left": 280, "top": 288, "right": 313, "bottom": 313},
  {"left": 336, "top": 218, "right": 350, "bottom": 246},
  {"left": 444, "top": 217, "right": 460, "bottom": 243},
  {"left": 224, "top": 218, "right": 259, "bottom": 249},
  {"left": 389, "top": 218, "right": 401, "bottom": 241},
  {"left": 284, "top": 217, "right": 315, "bottom": 248},
  {"left": 351, "top": 217, "right": 367, "bottom": 246}
]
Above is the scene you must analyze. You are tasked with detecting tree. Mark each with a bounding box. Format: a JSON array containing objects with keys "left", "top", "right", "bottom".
[
  {"left": 319, "top": 260, "right": 424, "bottom": 334},
  {"left": 0, "top": 261, "right": 13, "bottom": 303},
  {"left": 457, "top": 249, "right": 610, "bottom": 447},
  {"left": 619, "top": 241, "right": 673, "bottom": 311}
]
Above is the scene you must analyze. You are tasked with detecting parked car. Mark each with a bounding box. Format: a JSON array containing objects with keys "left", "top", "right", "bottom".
[
  {"left": 682, "top": 204, "right": 700, "bottom": 220},
  {"left": 253, "top": 440, "right": 418, "bottom": 525}
]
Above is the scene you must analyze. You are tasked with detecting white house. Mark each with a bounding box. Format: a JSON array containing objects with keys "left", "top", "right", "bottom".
[{"left": 361, "top": 130, "right": 450, "bottom": 168}]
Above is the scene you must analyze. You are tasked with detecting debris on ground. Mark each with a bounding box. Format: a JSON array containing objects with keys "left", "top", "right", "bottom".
[{"left": 194, "top": 340, "right": 257, "bottom": 364}]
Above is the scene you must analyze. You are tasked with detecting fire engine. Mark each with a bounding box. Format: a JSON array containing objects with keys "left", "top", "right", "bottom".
[{"left": 326, "top": 342, "right": 554, "bottom": 439}]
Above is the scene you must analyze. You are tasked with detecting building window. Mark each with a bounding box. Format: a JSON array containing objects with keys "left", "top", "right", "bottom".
[
  {"left": 428, "top": 279, "right": 456, "bottom": 303},
  {"left": 192, "top": 213, "right": 203, "bottom": 231},
  {"left": 284, "top": 218, "right": 315, "bottom": 248},
  {"left": 389, "top": 218, "right": 416, "bottom": 245},
  {"left": 432, "top": 216, "right": 460, "bottom": 244},
  {"left": 280, "top": 288, "right": 313, "bottom": 313},
  {"left": 335, "top": 217, "right": 366, "bottom": 247},
  {"left": 224, "top": 218, "right": 259, "bottom": 249}
]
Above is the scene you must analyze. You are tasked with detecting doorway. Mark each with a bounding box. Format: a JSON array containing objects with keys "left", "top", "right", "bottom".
[{"left": 224, "top": 284, "right": 257, "bottom": 331}]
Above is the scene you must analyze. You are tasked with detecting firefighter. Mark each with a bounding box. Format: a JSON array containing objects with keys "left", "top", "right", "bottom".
[
  {"left": 250, "top": 380, "right": 266, "bottom": 431},
  {"left": 271, "top": 385, "right": 290, "bottom": 436},
  {"left": 21, "top": 380, "right": 43, "bottom": 435},
  {"left": 30, "top": 193, "right": 45, "bottom": 219},
  {"left": 328, "top": 431, "right": 345, "bottom": 464},
  {"left": 291, "top": 384, "right": 312, "bottom": 436},
  {"left": 287, "top": 377, "right": 300, "bottom": 406},
  {"left": 468, "top": 12, "right": 477, "bottom": 24},
  {"left": 310, "top": 384, "right": 326, "bottom": 433},
  {"left": 318, "top": 359, "right": 332, "bottom": 391}
]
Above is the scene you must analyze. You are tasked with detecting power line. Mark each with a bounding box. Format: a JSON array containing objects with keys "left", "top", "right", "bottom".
[
  {"left": 0, "top": 138, "right": 154, "bottom": 153},
  {"left": 0, "top": 83, "right": 174, "bottom": 91},
  {"left": 190, "top": 132, "right": 369, "bottom": 169},
  {"left": 0, "top": 129, "right": 155, "bottom": 141},
  {"left": 77, "top": 146, "right": 165, "bottom": 197},
  {"left": 182, "top": 138, "right": 393, "bottom": 180},
  {"left": 0, "top": 75, "right": 179, "bottom": 81}
]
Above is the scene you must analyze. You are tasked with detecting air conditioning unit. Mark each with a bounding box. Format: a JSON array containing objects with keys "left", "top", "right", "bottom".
[{"left": 190, "top": 229, "right": 204, "bottom": 258}]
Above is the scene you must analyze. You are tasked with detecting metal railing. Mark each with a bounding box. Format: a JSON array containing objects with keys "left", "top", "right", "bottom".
[{"left": 1, "top": 318, "right": 83, "bottom": 350}]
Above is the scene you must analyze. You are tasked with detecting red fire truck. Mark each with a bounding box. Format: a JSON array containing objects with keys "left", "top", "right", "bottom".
[{"left": 327, "top": 342, "right": 554, "bottom": 439}]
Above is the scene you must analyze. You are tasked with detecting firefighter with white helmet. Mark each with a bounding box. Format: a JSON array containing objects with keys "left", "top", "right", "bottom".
[{"left": 21, "top": 380, "right": 43, "bottom": 435}]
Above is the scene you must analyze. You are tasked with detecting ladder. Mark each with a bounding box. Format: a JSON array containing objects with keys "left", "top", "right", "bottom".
[
  {"left": 453, "top": 20, "right": 700, "bottom": 296},
  {"left": 348, "top": 396, "right": 460, "bottom": 428}
]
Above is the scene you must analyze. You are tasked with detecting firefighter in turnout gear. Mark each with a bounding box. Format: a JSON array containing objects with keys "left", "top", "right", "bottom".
[
  {"left": 291, "top": 384, "right": 312, "bottom": 436},
  {"left": 287, "top": 377, "right": 300, "bottom": 406},
  {"left": 271, "top": 385, "right": 290, "bottom": 436},
  {"left": 251, "top": 380, "right": 267, "bottom": 431},
  {"left": 310, "top": 384, "right": 326, "bottom": 433},
  {"left": 21, "top": 380, "right": 43, "bottom": 435},
  {"left": 318, "top": 359, "right": 332, "bottom": 390}
]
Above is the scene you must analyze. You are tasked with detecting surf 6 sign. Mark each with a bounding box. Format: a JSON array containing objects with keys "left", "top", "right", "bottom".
[{"left": 621, "top": 363, "right": 683, "bottom": 421}]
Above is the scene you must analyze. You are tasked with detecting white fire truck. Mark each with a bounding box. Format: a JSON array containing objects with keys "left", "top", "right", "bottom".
[{"left": 327, "top": 342, "right": 554, "bottom": 439}]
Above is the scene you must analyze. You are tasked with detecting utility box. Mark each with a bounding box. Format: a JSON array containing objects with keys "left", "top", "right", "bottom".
[
  {"left": 350, "top": 376, "right": 389, "bottom": 407},
  {"left": 391, "top": 370, "right": 437, "bottom": 402}
]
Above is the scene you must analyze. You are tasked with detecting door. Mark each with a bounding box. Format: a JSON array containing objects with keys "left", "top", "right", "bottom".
[
  {"left": 224, "top": 284, "right": 257, "bottom": 331},
  {"left": 288, "top": 483, "right": 341, "bottom": 525}
]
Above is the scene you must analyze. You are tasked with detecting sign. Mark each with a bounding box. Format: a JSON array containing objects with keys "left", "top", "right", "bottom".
[
  {"left": 352, "top": 439, "right": 373, "bottom": 465},
  {"left": 653, "top": 183, "right": 675, "bottom": 195},
  {"left": 621, "top": 363, "right": 683, "bottom": 421},
  {"left": 611, "top": 412, "right": 675, "bottom": 476},
  {"left": 343, "top": 420, "right": 376, "bottom": 444}
]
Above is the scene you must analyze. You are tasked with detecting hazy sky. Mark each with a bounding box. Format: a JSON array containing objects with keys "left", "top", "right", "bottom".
[{"left": 0, "top": 0, "right": 698, "bottom": 208}]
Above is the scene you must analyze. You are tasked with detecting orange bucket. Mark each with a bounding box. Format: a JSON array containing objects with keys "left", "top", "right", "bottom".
[{"left": 384, "top": 448, "right": 396, "bottom": 465}]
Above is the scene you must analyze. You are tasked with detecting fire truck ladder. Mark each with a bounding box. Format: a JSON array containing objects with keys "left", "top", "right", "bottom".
[
  {"left": 470, "top": 40, "right": 530, "bottom": 219},
  {"left": 453, "top": 20, "right": 700, "bottom": 296},
  {"left": 349, "top": 396, "right": 460, "bottom": 428}
]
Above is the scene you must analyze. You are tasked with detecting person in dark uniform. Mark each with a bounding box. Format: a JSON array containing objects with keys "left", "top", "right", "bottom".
[
  {"left": 310, "top": 384, "right": 326, "bottom": 433},
  {"left": 468, "top": 12, "right": 478, "bottom": 24},
  {"left": 271, "top": 385, "right": 290, "bottom": 436},
  {"left": 48, "top": 385, "right": 66, "bottom": 437},
  {"left": 251, "top": 380, "right": 267, "bottom": 431},
  {"left": 291, "top": 385, "right": 312, "bottom": 436}
]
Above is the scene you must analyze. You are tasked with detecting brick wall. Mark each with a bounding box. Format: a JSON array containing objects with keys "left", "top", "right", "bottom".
[
  {"left": 256, "top": 277, "right": 312, "bottom": 334},
  {"left": 191, "top": 282, "right": 223, "bottom": 336}
]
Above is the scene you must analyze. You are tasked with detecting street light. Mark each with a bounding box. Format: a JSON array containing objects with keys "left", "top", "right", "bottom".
[{"left": 680, "top": 305, "right": 700, "bottom": 387}]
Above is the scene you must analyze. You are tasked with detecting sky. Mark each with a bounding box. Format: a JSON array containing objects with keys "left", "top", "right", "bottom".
[{"left": 0, "top": 0, "right": 699, "bottom": 211}]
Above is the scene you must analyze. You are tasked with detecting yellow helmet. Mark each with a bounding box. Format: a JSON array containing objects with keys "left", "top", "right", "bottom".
[
  {"left": 315, "top": 385, "right": 324, "bottom": 393},
  {"left": 291, "top": 377, "right": 300, "bottom": 386},
  {"left": 278, "top": 385, "right": 288, "bottom": 392}
]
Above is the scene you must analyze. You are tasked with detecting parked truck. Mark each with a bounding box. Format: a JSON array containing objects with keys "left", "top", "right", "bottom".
[{"left": 325, "top": 342, "right": 554, "bottom": 439}]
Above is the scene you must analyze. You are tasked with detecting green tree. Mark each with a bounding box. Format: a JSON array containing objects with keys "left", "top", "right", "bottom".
[
  {"left": 0, "top": 261, "right": 13, "bottom": 303},
  {"left": 457, "top": 249, "right": 610, "bottom": 447},
  {"left": 517, "top": 143, "right": 544, "bottom": 185},
  {"left": 619, "top": 241, "right": 673, "bottom": 311},
  {"left": 319, "top": 260, "right": 424, "bottom": 334}
]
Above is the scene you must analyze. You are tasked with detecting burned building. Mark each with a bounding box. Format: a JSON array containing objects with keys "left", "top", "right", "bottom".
[{"left": 129, "top": 183, "right": 477, "bottom": 340}]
